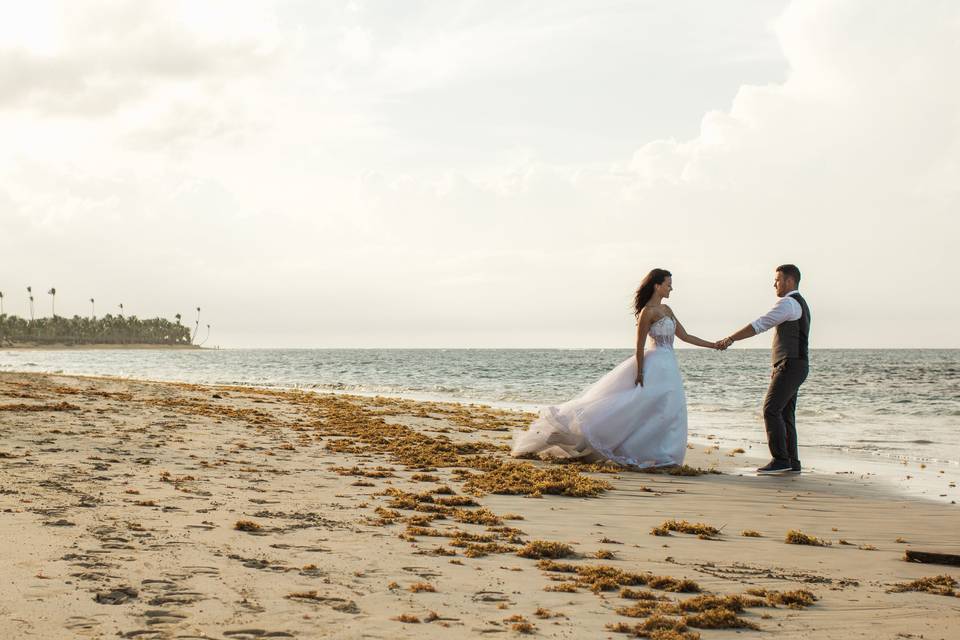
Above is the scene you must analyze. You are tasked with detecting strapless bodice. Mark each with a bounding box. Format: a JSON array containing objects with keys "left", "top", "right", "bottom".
[{"left": 647, "top": 315, "right": 676, "bottom": 349}]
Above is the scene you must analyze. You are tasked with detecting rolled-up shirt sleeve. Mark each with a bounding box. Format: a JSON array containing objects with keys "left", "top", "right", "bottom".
[{"left": 751, "top": 296, "right": 802, "bottom": 334}]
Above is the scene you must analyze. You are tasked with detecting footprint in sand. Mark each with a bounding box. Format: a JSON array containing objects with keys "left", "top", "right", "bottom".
[
  {"left": 94, "top": 585, "right": 138, "bottom": 604},
  {"left": 222, "top": 629, "right": 296, "bottom": 638},
  {"left": 142, "top": 609, "right": 188, "bottom": 626},
  {"left": 64, "top": 615, "right": 102, "bottom": 634}
]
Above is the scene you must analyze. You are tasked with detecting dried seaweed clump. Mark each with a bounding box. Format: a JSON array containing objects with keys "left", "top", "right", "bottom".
[
  {"left": 460, "top": 542, "right": 518, "bottom": 558},
  {"left": 0, "top": 401, "right": 81, "bottom": 412},
  {"left": 595, "top": 549, "right": 617, "bottom": 559},
  {"left": 409, "top": 582, "right": 436, "bottom": 593},
  {"left": 653, "top": 520, "right": 720, "bottom": 537},
  {"left": 332, "top": 465, "right": 395, "bottom": 478},
  {"left": 645, "top": 575, "right": 701, "bottom": 594},
  {"left": 424, "top": 545, "right": 457, "bottom": 557},
  {"left": 743, "top": 588, "right": 818, "bottom": 608},
  {"left": 517, "top": 540, "right": 576, "bottom": 559},
  {"left": 504, "top": 615, "right": 536, "bottom": 634},
  {"left": 393, "top": 613, "right": 420, "bottom": 623},
  {"left": 607, "top": 615, "right": 699, "bottom": 639},
  {"left": 616, "top": 592, "right": 775, "bottom": 632},
  {"left": 621, "top": 588, "right": 665, "bottom": 601},
  {"left": 887, "top": 575, "right": 958, "bottom": 597},
  {"left": 435, "top": 495, "right": 480, "bottom": 507},
  {"left": 675, "top": 594, "right": 762, "bottom": 613},
  {"left": 741, "top": 530, "right": 762, "bottom": 537},
  {"left": 642, "top": 465, "right": 720, "bottom": 477},
  {"left": 550, "top": 564, "right": 700, "bottom": 595},
  {"left": 536, "top": 559, "right": 579, "bottom": 573},
  {"left": 785, "top": 530, "right": 830, "bottom": 546},
  {"left": 683, "top": 608, "right": 759, "bottom": 630},
  {"left": 234, "top": 520, "right": 262, "bottom": 532},
  {"left": 462, "top": 461, "right": 612, "bottom": 497},
  {"left": 452, "top": 507, "right": 502, "bottom": 526}
]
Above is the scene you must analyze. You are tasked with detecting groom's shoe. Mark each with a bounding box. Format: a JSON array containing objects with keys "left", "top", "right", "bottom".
[
  {"left": 788, "top": 462, "right": 802, "bottom": 474},
  {"left": 757, "top": 460, "right": 793, "bottom": 475}
]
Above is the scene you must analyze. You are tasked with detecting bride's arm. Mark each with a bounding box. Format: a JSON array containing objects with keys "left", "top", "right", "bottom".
[
  {"left": 669, "top": 308, "right": 720, "bottom": 349},
  {"left": 635, "top": 308, "right": 653, "bottom": 386}
]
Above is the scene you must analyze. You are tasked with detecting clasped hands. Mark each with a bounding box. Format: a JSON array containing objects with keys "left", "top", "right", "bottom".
[{"left": 712, "top": 337, "right": 733, "bottom": 351}]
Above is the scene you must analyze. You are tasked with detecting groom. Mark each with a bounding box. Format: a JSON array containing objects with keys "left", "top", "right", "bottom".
[{"left": 718, "top": 264, "right": 811, "bottom": 475}]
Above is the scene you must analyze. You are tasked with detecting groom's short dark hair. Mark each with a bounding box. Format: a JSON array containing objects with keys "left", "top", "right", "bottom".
[{"left": 776, "top": 264, "right": 801, "bottom": 284}]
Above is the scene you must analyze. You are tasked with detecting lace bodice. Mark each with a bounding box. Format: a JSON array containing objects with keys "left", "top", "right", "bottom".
[{"left": 647, "top": 315, "right": 676, "bottom": 349}]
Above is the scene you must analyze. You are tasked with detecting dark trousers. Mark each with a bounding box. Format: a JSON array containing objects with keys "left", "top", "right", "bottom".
[{"left": 763, "top": 358, "right": 809, "bottom": 465}]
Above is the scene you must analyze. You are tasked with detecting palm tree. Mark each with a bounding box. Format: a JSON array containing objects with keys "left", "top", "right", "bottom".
[
  {"left": 118, "top": 303, "right": 124, "bottom": 317},
  {"left": 193, "top": 307, "right": 201, "bottom": 344},
  {"left": 27, "top": 286, "right": 33, "bottom": 320},
  {"left": 199, "top": 323, "right": 211, "bottom": 346},
  {"left": 0, "top": 291, "right": 4, "bottom": 315},
  {"left": 48, "top": 287, "right": 56, "bottom": 317},
  {"left": 174, "top": 313, "right": 181, "bottom": 324},
  {"left": 90, "top": 298, "right": 95, "bottom": 318}
]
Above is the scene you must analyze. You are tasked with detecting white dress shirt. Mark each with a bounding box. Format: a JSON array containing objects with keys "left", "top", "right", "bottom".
[{"left": 751, "top": 290, "right": 802, "bottom": 334}]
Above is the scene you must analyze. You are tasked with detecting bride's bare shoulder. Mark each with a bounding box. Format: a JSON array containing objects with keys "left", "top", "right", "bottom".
[{"left": 638, "top": 305, "right": 668, "bottom": 326}]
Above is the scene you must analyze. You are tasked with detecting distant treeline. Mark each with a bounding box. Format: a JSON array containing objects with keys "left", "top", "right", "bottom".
[{"left": 0, "top": 314, "right": 192, "bottom": 345}]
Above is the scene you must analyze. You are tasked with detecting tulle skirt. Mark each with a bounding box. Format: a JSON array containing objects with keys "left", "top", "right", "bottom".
[{"left": 511, "top": 346, "right": 687, "bottom": 468}]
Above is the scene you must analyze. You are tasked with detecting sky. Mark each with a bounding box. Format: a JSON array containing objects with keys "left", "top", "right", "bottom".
[{"left": 0, "top": 0, "right": 957, "bottom": 348}]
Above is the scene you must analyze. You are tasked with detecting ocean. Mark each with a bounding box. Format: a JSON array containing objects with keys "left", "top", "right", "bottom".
[{"left": 2, "top": 348, "right": 958, "bottom": 490}]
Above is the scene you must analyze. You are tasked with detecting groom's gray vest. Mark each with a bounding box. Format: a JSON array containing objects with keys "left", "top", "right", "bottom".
[{"left": 772, "top": 292, "right": 810, "bottom": 363}]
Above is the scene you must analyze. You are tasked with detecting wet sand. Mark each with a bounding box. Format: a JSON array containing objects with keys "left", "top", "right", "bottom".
[{"left": 1, "top": 372, "right": 958, "bottom": 639}]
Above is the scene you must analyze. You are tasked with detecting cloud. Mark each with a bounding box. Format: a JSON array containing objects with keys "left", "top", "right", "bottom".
[
  {"left": 0, "top": 0, "right": 956, "bottom": 347},
  {"left": 627, "top": 0, "right": 960, "bottom": 199},
  {"left": 0, "top": 0, "right": 282, "bottom": 117}
]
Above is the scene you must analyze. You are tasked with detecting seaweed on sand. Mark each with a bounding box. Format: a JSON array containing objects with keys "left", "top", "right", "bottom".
[
  {"left": 683, "top": 608, "right": 759, "bottom": 630},
  {"left": 504, "top": 614, "right": 536, "bottom": 633},
  {"left": 653, "top": 520, "right": 721, "bottom": 537},
  {"left": 462, "top": 461, "right": 612, "bottom": 498},
  {"left": 234, "top": 520, "right": 262, "bottom": 532},
  {"left": 642, "top": 465, "right": 720, "bottom": 477},
  {"left": 517, "top": 540, "right": 576, "bottom": 559},
  {"left": 451, "top": 507, "right": 502, "bottom": 525},
  {"left": 785, "top": 530, "right": 830, "bottom": 546},
  {"left": 542, "top": 564, "right": 701, "bottom": 595},
  {"left": 887, "top": 575, "right": 958, "bottom": 597},
  {"left": 393, "top": 613, "right": 420, "bottom": 623},
  {"left": 536, "top": 559, "right": 579, "bottom": 573}
]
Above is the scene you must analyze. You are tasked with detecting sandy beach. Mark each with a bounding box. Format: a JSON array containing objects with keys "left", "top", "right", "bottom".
[{"left": 1, "top": 372, "right": 958, "bottom": 640}]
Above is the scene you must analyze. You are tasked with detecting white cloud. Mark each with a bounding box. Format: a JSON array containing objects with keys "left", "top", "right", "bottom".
[
  {"left": 0, "top": 0, "right": 282, "bottom": 116},
  {"left": 0, "top": 0, "right": 956, "bottom": 347}
]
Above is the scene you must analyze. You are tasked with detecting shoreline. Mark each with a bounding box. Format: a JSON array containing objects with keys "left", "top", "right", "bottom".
[
  {"left": 2, "top": 371, "right": 959, "bottom": 638},
  {"left": 2, "top": 366, "right": 956, "bottom": 506}
]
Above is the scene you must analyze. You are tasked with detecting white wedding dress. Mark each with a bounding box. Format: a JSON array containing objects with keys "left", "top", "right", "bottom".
[{"left": 512, "top": 316, "right": 688, "bottom": 468}]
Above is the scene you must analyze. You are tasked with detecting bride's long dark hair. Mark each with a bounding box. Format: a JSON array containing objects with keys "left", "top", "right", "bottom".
[{"left": 633, "top": 268, "right": 672, "bottom": 318}]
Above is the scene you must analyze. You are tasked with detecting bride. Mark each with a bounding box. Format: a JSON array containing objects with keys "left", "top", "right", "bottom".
[{"left": 511, "top": 268, "right": 719, "bottom": 468}]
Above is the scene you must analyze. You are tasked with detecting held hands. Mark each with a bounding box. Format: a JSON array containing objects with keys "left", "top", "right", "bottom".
[{"left": 713, "top": 337, "right": 733, "bottom": 351}]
